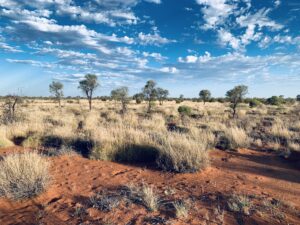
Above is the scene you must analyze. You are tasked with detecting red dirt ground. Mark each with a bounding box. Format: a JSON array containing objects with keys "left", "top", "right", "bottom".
[{"left": 0, "top": 147, "right": 299, "bottom": 225}]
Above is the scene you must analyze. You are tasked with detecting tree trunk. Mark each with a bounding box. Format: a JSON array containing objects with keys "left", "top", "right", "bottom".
[
  {"left": 121, "top": 101, "right": 126, "bottom": 114},
  {"left": 88, "top": 97, "right": 92, "bottom": 111},
  {"left": 147, "top": 100, "right": 151, "bottom": 113},
  {"left": 232, "top": 104, "right": 237, "bottom": 118},
  {"left": 59, "top": 98, "right": 61, "bottom": 107}
]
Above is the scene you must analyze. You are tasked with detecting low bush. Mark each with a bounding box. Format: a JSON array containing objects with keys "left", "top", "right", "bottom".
[
  {"left": 156, "top": 134, "right": 209, "bottom": 173},
  {"left": 91, "top": 125, "right": 209, "bottom": 173},
  {"left": 216, "top": 127, "right": 250, "bottom": 150},
  {"left": 0, "top": 152, "right": 50, "bottom": 200},
  {"left": 178, "top": 106, "right": 192, "bottom": 116},
  {"left": 22, "top": 133, "right": 41, "bottom": 148},
  {"left": 249, "top": 99, "right": 262, "bottom": 108}
]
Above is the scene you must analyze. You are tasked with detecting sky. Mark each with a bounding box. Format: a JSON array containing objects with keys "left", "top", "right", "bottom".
[{"left": 0, "top": 0, "right": 299, "bottom": 98}]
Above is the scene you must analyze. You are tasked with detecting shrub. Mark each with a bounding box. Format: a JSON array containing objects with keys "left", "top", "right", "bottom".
[
  {"left": 91, "top": 125, "right": 209, "bottom": 173},
  {"left": 249, "top": 99, "right": 261, "bottom": 108},
  {"left": 22, "top": 133, "right": 41, "bottom": 148},
  {"left": 216, "top": 127, "right": 250, "bottom": 150},
  {"left": 156, "top": 134, "right": 209, "bottom": 173},
  {"left": 0, "top": 152, "right": 50, "bottom": 200},
  {"left": 178, "top": 106, "right": 192, "bottom": 116},
  {"left": 266, "top": 96, "right": 284, "bottom": 106}
]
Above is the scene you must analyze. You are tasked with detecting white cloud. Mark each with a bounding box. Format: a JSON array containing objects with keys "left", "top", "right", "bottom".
[
  {"left": 195, "top": 0, "right": 284, "bottom": 51},
  {"left": 138, "top": 32, "right": 175, "bottom": 46},
  {"left": 145, "top": 0, "right": 161, "bottom": 4},
  {"left": 175, "top": 52, "right": 300, "bottom": 83},
  {"left": 178, "top": 51, "right": 211, "bottom": 63},
  {"left": 6, "top": 59, "right": 53, "bottom": 68},
  {"left": 218, "top": 29, "right": 241, "bottom": 50},
  {"left": 160, "top": 66, "right": 178, "bottom": 74},
  {"left": 236, "top": 8, "right": 283, "bottom": 31},
  {"left": 196, "top": 0, "right": 236, "bottom": 29},
  {"left": 142, "top": 52, "right": 167, "bottom": 61}
]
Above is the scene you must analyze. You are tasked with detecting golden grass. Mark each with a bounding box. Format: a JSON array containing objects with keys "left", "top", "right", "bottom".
[
  {"left": 0, "top": 152, "right": 50, "bottom": 200},
  {"left": 0, "top": 98, "right": 299, "bottom": 172}
]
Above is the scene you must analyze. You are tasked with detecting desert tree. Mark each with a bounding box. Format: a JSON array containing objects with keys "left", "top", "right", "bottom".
[
  {"left": 133, "top": 93, "right": 144, "bottom": 104},
  {"left": 199, "top": 89, "right": 211, "bottom": 105},
  {"left": 49, "top": 81, "right": 64, "bottom": 107},
  {"left": 226, "top": 85, "right": 248, "bottom": 118},
  {"left": 157, "top": 88, "right": 169, "bottom": 105},
  {"left": 111, "top": 86, "right": 129, "bottom": 113},
  {"left": 78, "top": 74, "right": 99, "bottom": 111},
  {"left": 2, "top": 94, "right": 23, "bottom": 124},
  {"left": 296, "top": 95, "right": 300, "bottom": 102},
  {"left": 142, "top": 80, "right": 158, "bottom": 113}
]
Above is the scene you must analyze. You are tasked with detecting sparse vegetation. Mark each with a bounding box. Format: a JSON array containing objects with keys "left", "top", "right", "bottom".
[
  {"left": 0, "top": 152, "right": 50, "bottom": 200},
  {"left": 49, "top": 81, "right": 64, "bottom": 107},
  {"left": 226, "top": 85, "right": 248, "bottom": 118},
  {"left": 111, "top": 86, "right": 129, "bottom": 113},
  {"left": 78, "top": 74, "right": 99, "bottom": 111},
  {"left": 174, "top": 200, "right": 190, "bottom": 219},
  {"left": 126, "top": 183, "right": 159, "bottom": 212},
  {"left": 199, "top": 89, "right": 211, "bottom": 105},
  {"left": 227, "top": 194, "right": 252, "bottom": 215}
]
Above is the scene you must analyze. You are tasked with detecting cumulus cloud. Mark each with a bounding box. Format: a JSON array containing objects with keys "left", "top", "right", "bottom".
[
  {"left": 178, "top": 51, "right": 211, "bottom": 63},
  {"left": 159, "top": 66, "right": 178, "bottom": 74},
  {"left": 196, "top": 0, "right": 235, "bottom": 29},
  {"left": 195, "top": 0, "right": 284, "bottom": 51}
]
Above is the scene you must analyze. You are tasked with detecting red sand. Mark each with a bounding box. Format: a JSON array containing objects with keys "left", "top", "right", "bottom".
[{"left": 0, "top": 147, "right": 299, "bottom": 225}]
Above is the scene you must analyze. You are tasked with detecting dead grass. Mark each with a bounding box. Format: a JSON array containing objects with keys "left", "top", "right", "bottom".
[
  {"left": 126, "top": 183, "right": 159, "bottom": 212},
  {"left": 0, "top": 99, "right": 299, "bottom": 174},
  {"left": 174, "top": 200, "right": 190, "bottom": 219},
  {"left": 0, "top": 152, "right": 50, "bottom": 200}
]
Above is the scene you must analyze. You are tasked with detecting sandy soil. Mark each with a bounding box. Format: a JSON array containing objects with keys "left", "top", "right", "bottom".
[{"left": 0, "top": 147, "right": 299, "bottom": 225}]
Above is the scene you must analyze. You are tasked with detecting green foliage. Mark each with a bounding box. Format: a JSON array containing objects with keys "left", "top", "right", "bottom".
[
  {"left": 133, "top": 93, "right": 144, "bottom": 104},
  {"left": 266, "top": 96, "right": 284, "bottom": 106},
  {"left": 178, "top": 106, "right": 192, "bottom": 116},
  {"left": 199, "top": 89, "right": 211, "bottom": 104},
  {"left": 142, "top": 80, "right": 168, "bottom": 111},
  {"left": 226, "top": 85, "right": 248, "bottom": 117},
  {"left": 49, "top": 81, "right": 63, "bottom": 107},
  {"left": 156, "top": 87, "right": 169, "bottom": 105},
  {"left": 111, "top": 86, "right": 129, "bottom": 113},
  {"left": 78, "top": 74, "right": 99, "bottom": 110},
  {"left": 249, "top": 98, "right": 262, "bottom": 108}
]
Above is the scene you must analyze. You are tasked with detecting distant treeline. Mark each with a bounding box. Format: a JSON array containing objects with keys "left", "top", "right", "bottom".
[{"left": 0, "top": 95, "right": 298, "bottom": 105}]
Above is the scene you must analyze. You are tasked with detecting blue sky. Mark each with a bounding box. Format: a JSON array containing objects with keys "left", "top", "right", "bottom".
[{"left": 0, "top": 0, "right": 299, "bottom": 97}]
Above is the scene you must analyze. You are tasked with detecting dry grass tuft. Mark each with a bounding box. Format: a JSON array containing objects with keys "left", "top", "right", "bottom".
[
  {"left": 227, "top": 194, "right": 252, "bottom": 215},
  {"left": 173, "top": 200, "right": 190, "bottom": 219},
  {"left": 0, "top": 152, "right": 50, "bottom": 200},
  {"left": 126, "top": 183, "right": 159, "bottom": 212},
  {"left": 156, "top": 133, "right": 210, "bottom": 173}
]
